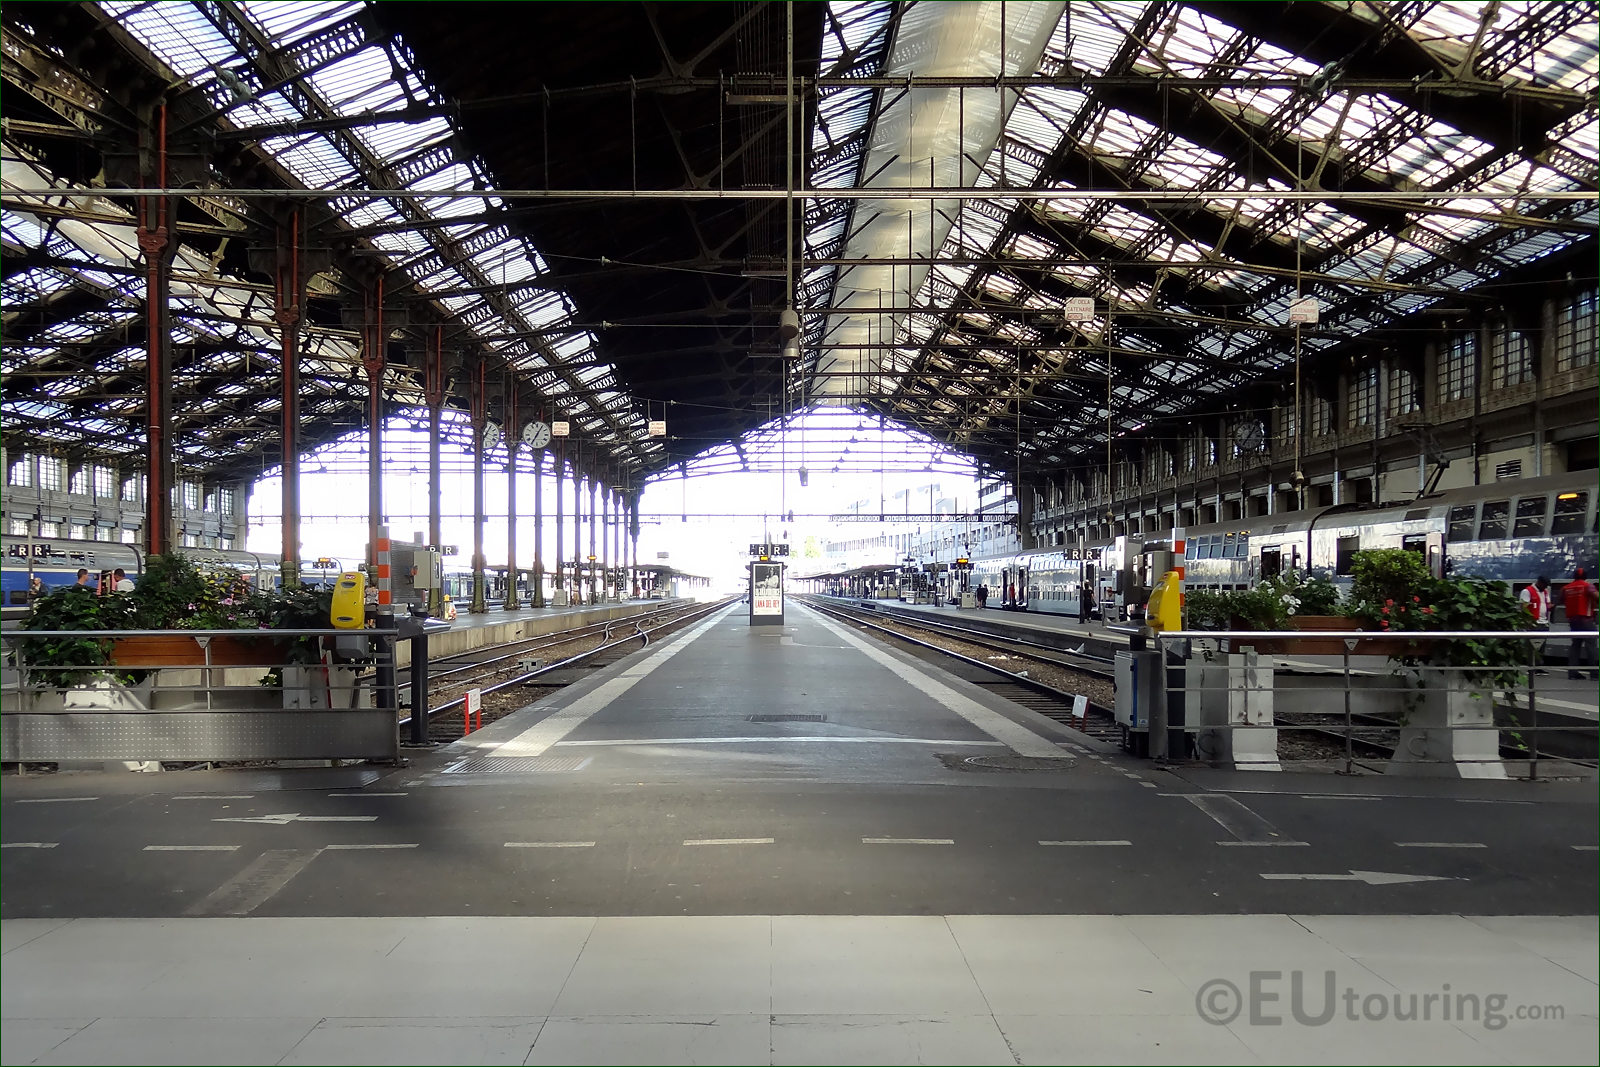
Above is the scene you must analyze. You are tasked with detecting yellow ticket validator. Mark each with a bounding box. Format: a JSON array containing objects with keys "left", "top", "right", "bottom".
[{"left": 331, "top": 571, "right": 367, "bottom": 629}]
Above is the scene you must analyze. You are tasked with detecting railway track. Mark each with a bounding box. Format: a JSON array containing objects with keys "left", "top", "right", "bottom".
[
  {"left": 800, "top": 599, "right": 1594, "bottom": 769},
  {"left": 398, "top": 599, "right": 736, "bottom": 743},
  {"left": 802, "top": 597, "right": 1124, "bottom": 746}
]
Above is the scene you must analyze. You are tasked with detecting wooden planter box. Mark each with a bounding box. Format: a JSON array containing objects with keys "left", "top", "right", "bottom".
[
  {"left": 1288, "top": 616, "right": 1424, "bottom": 657},
  {"left": 111, "top": 633, "right": 283, "bottom": 668}
]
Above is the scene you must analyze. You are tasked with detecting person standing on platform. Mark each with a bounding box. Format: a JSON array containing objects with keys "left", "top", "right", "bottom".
[
  {"left": 112, "top": 568, "right": 134, "bottom": 593},
  {"left": 73, "top": 568, "right": 92, "bottom": 590},
  {"left": 1563, "top": 568, "right": 1597, "bottom": 680},
  {"left": 1006, "top": 581, "right": 1016, "bottom": 610},
  {"left": 977, "top": 584, "right": 987, "bottom": 609}
]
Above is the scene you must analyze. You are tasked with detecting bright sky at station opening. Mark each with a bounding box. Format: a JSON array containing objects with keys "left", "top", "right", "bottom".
[{"left": 244, "top": 407, "right": 987, "bottom": 589}]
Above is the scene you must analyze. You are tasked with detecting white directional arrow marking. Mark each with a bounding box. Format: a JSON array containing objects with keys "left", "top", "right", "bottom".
[
  {"left": 1260, "top": 870, "right": 1457, "bottom": 885},
  {"left": 213, "top": 813, "right": 378, "bottom": 825}
]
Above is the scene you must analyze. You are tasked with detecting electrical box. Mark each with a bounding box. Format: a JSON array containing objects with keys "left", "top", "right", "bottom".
[
  {"left": 413, "top": 549, "right": 441, "bottom": 590},
  {"left": 331, "top": 571, "right": 366, "bottom": 629}
]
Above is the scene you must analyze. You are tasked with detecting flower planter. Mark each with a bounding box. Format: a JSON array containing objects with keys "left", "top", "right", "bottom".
[
  {"left": 1284, "top": 616, "right": 1427, "bottom": 656},
  {"left": 1223, "top": 618, "right": 1288, "bottom": 655},
  {"left": 111, "top": 633, "right": 282, "bottom": 668},
  {"left": 206, "top": 634, "right": 284, "bottom": 667}
]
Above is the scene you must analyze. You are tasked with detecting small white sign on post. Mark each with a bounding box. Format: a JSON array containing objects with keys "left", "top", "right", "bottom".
[
  {"left": 1288, "top": 297, "right": 1319, "bottom": 325},
  {"left": 551, "top": 421, "right": 570, "bottom": 437},
  {"left": 1071, "top": 694, "right": 1089, "bottom": 720},
  {"left": 1061, "top": 296, "right": 1096, "bottom": 322},
  {"left": 465, "top": 687, "right": 483, "bottom": 734}
]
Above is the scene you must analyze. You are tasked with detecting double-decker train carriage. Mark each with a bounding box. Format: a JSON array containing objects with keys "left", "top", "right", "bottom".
[
  {"left": 0, "top": 537, "right": 367, "bottom": 620},
  {"left": 971, "top": 473, "right": 1598, "bottom": 622}
]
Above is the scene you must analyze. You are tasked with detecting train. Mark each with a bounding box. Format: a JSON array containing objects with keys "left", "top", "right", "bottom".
[
  {"left": 971, "top": 472, "right": 1598, "bottom": 622},
  {"left": 1, "top": 536, "right": 347, "bottom": 612}
]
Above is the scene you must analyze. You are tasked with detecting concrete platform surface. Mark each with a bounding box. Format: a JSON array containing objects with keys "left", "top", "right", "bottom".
[{"left": 3, "top": 913, "right": 1595, "bottom": 1066}]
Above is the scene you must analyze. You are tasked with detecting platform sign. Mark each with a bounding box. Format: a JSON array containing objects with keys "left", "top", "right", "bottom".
[
  {"left": 551, "top": 421, "right": 570, "bottom": 437},
  {"left": 648, "top": 420, "right": 667, "bottom": 437},
  {"left": 749, "top": 560, "right": 784, "bottom": 625},
  {"left": 1071, "top": 694, "right": 1089, "bottom": 720}
]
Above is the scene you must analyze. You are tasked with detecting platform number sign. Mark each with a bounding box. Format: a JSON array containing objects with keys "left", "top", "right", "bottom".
[{"left": 749, "top": 542, "right": 789, "bottom": 558}]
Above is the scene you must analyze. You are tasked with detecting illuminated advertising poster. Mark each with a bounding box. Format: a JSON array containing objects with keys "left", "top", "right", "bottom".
[{"left": 751, "top": 562, "right": 784, "bottom": 617}]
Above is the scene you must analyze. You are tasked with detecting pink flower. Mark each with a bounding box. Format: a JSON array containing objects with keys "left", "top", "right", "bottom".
[
  {"left": 1422, "top": 606, "right": 1434, "bottom": 614},
  {"left": 1412, "top": 596, "right": 1421, "bottom": 603},
  {"left": 1381, "top": 607, "right": 1390, "bottom": 615},
  {"left": 1385, "top": 599, "right": 1394, "bottom": 607}
]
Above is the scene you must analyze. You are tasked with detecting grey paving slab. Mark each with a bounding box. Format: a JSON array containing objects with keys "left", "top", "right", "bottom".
[
  {"left": 525, "top": 1015, "right": 770, "bottom": 1067},
  {"left": 4, "top": 915, "right": 1595, "bottom": 1065},
  {"left": 279, "top": 1018, "right": 547, "bottom": 1066}
]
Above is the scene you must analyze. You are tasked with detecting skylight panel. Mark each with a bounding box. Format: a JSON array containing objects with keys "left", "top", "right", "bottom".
[
  {"left": 1090, "top": 203, "right": 1159, "bottom": 249},
  {"left": 239, "top": 1, "right": 361, "bottom": 44},
  {"left": 1068, "top": 2, "right": 1146, "bottom": 76},
  {"left": 262, "top": 135, "right": 358, "bottom": 187},
  {"left": 358, "top": 117, "right": 453, "bottom": 162},
  {"left": 303, "top": 45, "right": 397, "bottom": 115},
  {"left": 1139, "top": 5, "right": 1237, "bottom": 75},
  {"left": 103, "top": 2, "right": 237, "bottom": 80},
  {"left": 1079, "top": 104, "right": 1163, "bottom": 163}
]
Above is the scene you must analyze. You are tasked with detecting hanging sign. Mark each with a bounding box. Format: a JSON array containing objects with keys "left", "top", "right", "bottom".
[
  {"left": 1061, "top": 296, "right": 1096, "bottom": 321},
  {"left": 648, "top": 420, "right": 667, "bottom": 437},
  {"left": 551, "top": 421, "right": 570, "bottom": 437},
  {"left": 1288, "top": 297, "right": 1319, "bottom": 325}
]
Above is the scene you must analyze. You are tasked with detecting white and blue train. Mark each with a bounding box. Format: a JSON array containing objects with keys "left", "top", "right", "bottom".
[
  {"left": 1, "top": 536, "right": 346, "bottom": 612},
  {"left": 972, "top": 473, "right": 1598, "bottom": 622}
]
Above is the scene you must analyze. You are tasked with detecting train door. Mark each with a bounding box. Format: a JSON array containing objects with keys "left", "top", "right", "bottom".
[
  {"left": 1259, "top": 546, "right": 1282, "bottom": 580},
  {"left": 1017, "top": 565, "right": 1029, "bottom": 610},
  {"left": 1083, "top": 561, "right": 1096, "bottom": 618},
  {"left": 1405, "top": 532, "right": 1444, "bottom": 578}
]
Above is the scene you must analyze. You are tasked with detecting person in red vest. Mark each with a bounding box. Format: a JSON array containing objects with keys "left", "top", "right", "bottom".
[
  {"left": 1519, "top": 576, "right": 1552, "bottom": 628},
  {"left": 1563, "top": 568, "right": 1598, "bottom": 680}
]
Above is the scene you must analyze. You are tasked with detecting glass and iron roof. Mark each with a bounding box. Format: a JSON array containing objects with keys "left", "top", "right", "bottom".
[{"left": 2, "top": 1, "right": 1595, "bottom": 486}]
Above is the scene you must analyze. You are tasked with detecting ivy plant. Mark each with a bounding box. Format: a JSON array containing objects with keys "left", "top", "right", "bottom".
[{"left": 17, "top": 586, "right": 136, "bottom": 687}]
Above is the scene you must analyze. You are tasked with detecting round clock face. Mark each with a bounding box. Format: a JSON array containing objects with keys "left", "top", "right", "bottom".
[
  {"left": 522, "top": 421, "right": 552, "bottom": 449},
  {"left": 482, "top": 421, "right": 502, "bottom": 451}
]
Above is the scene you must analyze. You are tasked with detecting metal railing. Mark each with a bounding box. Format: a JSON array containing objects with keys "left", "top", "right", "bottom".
[
  {"left": 1129, "top": 630, "right": 1597, "bottom": 779},
  {"left": 2, "top": 627, "right": 402, "bottom": 765}
]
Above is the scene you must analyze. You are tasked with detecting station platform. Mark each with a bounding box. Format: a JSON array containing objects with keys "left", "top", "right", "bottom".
[
  {"left": 395, "top": 597, "right": 694, "bottom": 667},
  {"left": 3, "top": 600, "right": 1595, "bottom": 1065},
  {"left": 831, "top": 593, "right": 1134, "bottom": 653},
  {"left": 831, "top": 596, "right": 1599, "bottom": 725}
]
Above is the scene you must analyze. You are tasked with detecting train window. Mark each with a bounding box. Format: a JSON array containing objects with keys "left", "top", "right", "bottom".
[
  {"left": 1447, "top": 505, "right": 1477, "bottom": 543},
  {"left": 1335, "top": 536, "right": 1361, "bottom": 575},
  {"left": 1402, "top": 534, "right": 1427, "bottom": 554},
  {"left": 1512, "top": 497, "right": 1548, "bottom": 538},
  {"left": 1551, "top": 492, "right": 1589, "bottom": 535},
  {"left": 1477, "top": 500, "right": 1510, "bottom": 540}
]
